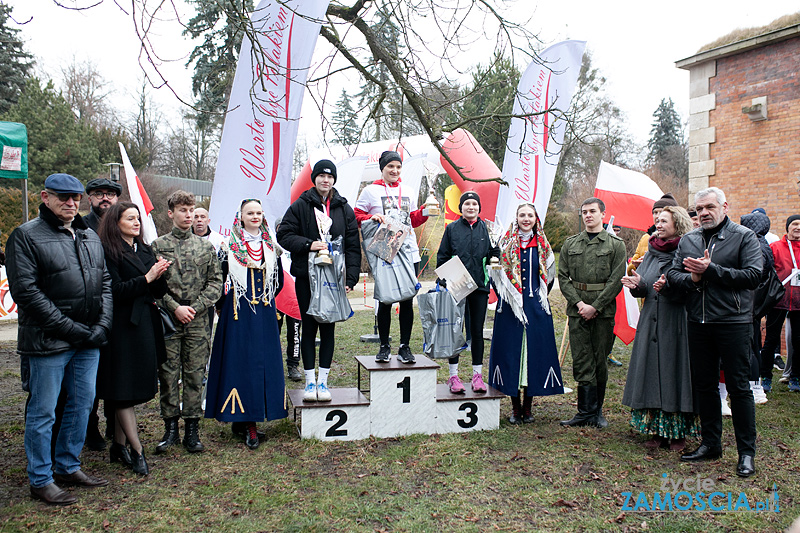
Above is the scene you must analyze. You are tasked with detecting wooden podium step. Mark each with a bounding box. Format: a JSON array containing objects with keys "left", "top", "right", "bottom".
[
  {"left": 287, "top": 387, "right": 370, "bottom": 441},
  {"left": 435, "top": 384, "right": 504, "bottom": 433}
]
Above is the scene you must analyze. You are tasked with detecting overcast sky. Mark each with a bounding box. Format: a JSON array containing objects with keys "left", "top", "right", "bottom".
[{"left": 6, "top": 0, "right": 799, "bottom": 151}]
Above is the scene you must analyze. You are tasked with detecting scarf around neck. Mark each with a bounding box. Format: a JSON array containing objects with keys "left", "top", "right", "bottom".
[
  {"left": 225, "top": 205, "right": 278, "bottom": 314},
  {"left": 490, "top": 214, "right": 555, "bottom": 324},
  {"left": 649, "top": 234, "right": 681, "bottom": 253}
]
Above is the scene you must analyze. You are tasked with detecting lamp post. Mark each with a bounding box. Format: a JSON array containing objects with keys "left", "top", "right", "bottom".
[{"left": 105, "top": 162, "right": 122, "bottom": 182}]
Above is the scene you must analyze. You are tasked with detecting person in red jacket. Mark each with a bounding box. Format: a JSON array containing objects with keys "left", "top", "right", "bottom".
[
  {"left": 762, "top": 215, "right": 800, "bottom": 392},
  {"left": 354, "top": 150, "right": 428, "bottom": 363}
]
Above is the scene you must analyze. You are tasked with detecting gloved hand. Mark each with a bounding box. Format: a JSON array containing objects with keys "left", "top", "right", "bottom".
[
  {"left": 66, "top": 323, "right": 92, "bottom": 344},
  {"left": 436, "top": 278, "right": 447, "bottom": 288},
  {"left": 86, "top": 325, "right": 109, "bottom": 347}
]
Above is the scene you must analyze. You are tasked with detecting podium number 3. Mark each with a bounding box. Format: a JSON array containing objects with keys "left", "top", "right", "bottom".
[
  {"left": 458, "top": 402, "right": 478, "bottom": 428},
  {"left": 325, "top": 410, "right": 348, "bottom": 437},
  {"left": 397, "top": 376, "right": 411, "bottom": 403}
]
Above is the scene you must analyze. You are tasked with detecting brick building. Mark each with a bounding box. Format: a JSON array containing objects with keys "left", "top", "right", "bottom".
[{"left": 676, "top": 17, "right": 800, "bottom": 234}]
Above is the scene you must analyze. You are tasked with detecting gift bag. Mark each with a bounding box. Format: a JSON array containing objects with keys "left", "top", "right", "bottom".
[
  {"left": 418, "top": 284, "right": 467, "bottom": 359},
  {"left": 362, "top": 220, "right": 421, "bottom": 304},
  {"left": 307, "top": 236, "right": 354, "bottom": 323}
]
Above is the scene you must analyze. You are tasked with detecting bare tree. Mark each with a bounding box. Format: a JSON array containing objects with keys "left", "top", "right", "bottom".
[
  {"left": 60, "top": 57, "right": 113, "bottom": 128},
  {"left": 160, "top": 112, "right": 218, "bottom": 181},
  {"left": 128, "top": 80, "right": 165, "bottom": 169}
]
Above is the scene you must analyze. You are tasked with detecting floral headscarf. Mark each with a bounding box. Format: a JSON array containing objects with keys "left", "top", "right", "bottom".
[{"left": 490, "top": 204, "right": 555, "bottom": 323}]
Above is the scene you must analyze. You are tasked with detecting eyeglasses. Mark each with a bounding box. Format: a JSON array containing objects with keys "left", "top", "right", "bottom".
[
  {"left": 46, "top": 191, "right": 82, "bottom": 202},
  {"left": 89, "top": 191, "right": 118, "bottom": 199}
]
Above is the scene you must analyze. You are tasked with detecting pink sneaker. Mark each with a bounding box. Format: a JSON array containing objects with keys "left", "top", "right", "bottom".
[
  {"left": 471, "top": 372, "right": 487, "bottom": 393},
  {"left": 447, "top": 375, "right": 465, "bottom": 394}
]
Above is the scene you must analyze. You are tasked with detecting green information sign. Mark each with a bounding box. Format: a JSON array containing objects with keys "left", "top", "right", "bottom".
[{"left": 0, "top": 121, "right": 28, "bottom": 180}]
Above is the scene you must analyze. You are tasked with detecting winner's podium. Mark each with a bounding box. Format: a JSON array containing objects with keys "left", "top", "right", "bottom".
[{"left": 288, "top": 353, "right": 504, "bottom": 441}]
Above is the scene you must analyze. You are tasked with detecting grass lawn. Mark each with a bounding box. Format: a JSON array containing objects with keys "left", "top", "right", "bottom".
[{"left": 0, "top": 288, "right": 797, "bottom": 532}]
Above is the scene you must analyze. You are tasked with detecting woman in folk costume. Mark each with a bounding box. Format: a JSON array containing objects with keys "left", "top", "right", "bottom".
[
  {"left": 621, "top": 206, "right": 698, "bottom": 451},
  {"left": 488, "top": 203, "right": 564, "bottom": 424},
  {"left": 204, "top": 199, "right": 286, "bottom": 450}
]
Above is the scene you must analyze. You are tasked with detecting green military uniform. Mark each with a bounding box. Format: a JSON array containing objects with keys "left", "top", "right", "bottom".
[
  {"left": 558, "top": 230, "right": 626, "bottom": 387},
  {"left": 152, "top": 227, "right": 223, "bottom": 419}
]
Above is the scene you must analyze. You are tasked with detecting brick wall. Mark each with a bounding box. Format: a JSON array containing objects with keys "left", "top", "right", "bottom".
[{"left": 708, "top": 36, "right": 800, "bottom": 236}]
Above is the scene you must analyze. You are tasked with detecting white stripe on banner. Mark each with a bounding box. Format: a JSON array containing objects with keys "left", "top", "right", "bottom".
[
  {"left": 209, "top": 0, "right": 331, "bottom": 236},
  {"left": 495, "top": 40, "right": 586, "bottom": 229}
]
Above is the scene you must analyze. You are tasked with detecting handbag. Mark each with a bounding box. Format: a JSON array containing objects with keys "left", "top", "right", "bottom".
[
  {"left": 418, "top": 284, "right": 467, "bottom": 359},
  {"left": 158, "top": 306, "right": 177, "bottom": 339},
  {"left": 307, "top": 236, "right": 354, "bottom": 324},
  {"left": 754, "top": 267, "right": 785, "bottom": 318}
]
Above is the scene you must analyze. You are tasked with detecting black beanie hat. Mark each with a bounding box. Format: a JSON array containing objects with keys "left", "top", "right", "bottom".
[
  {"left": 459, "top": 191, "right": 481, "bottom": 212},
  {"left": 311, "top": 159, "right": 337, "bottom": 185},
  {"left": 786, "top": 215, "right": 800, "bottom": 232},
  {"left": 653, "top": 193, "right": 678, "bottom": 211},
  {"left": 378, "top": 150, "right": 402, "bottom": 171}
]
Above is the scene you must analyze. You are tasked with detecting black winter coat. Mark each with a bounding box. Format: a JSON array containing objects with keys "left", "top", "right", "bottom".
[
  {"left": 6, "top": 204, "right": 112, "bottom": 356},
  {"left": 436, "top": 217, "right": 500, "bottom": 292},
  {"left": 277, "top": 187, "right": 361, "bottom": 288},
  {"left": 97, "top": 241, "right": 167, "bottom": 403},
  {"left": 667, "top": 217, "right": 762, "bottom": 324}
]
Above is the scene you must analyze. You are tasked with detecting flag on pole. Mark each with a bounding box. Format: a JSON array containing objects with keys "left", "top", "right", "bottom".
[
  {"left": 119, "top": 142, "right": 158, "bottom": 243},
  {"left": 495, "top": 40, "right": 587, "bottom": 228},
  {"left": 594, "top": 161, "right": 664, "bottom": 231},
  {"left": 208, "top": 0, "right": 331, "bottom": 236},
  {"left": 605, "top": 217, "right": 638, "bottom": 344}
]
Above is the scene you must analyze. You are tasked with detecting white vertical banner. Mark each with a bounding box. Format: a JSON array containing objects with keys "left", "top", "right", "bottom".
[
  {"left": 209, "top": 0, "right": 331, "bottom": 236},
  {"left": 496, "top": 40, "right": 586, "bottom": 229},
  {"left": 331, "top": 156, "right": 369, "bottom": 209},
  {"left": 119, "top": 142, "right": 159, "bottom": 243}
]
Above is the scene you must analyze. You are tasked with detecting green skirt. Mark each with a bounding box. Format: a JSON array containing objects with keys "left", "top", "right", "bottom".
[{"left": 629, "top": 408, "right": 700, "bottom": 440}]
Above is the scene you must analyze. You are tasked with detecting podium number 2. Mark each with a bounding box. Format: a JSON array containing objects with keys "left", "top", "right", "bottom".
[
  {"left": 458, "top": 402, "right": 478, "bottom": 428},
  {"left": 325, "top": 410, "right": 348, "bottom": 437},
  {"left": 396, "top": 376, "right": 411, "bottom": 403}
]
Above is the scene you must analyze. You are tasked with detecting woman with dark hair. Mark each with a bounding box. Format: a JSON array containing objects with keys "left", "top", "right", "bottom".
[
  {"left": 97, "top": 202, "right": 170, "bottom": 475},
  {"left": 621, "top": 205, "right": 698, "bottom": 451},
  {"left": 204, "top": 199, "right": 286, "bottom": 449}
]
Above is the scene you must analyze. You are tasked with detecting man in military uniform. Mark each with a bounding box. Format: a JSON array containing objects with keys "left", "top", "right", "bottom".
[
  {"left": 558, "top": 197, "right": 626, "bottom": 428},
  {"left": 151, "top": 190, "right": 223, "bottom": 453}
]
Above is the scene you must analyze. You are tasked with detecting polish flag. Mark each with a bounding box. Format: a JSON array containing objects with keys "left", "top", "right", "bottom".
[
  {"left": 605, "top": 218, "right": 639, "bottom": 343},
  {"left": 119, "top": 142, "right": 158, "bottom": 243},
  {"left": 594, "top": 161, "right": 663, "bottom": 231}
]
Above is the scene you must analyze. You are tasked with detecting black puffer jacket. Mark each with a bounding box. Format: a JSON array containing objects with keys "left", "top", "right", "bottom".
[
  {"left": 667, "top": 217, "right": 762, "bottom": 324},
  {"left": 740, "top": 211, "right": 775, "bottom": 274},
  {"left": 436, "top": 217, "right": 500, "bottom": 292},
  {"left": 277, "top": 187, "right": 361, "bottom": 288},
  {"left": 6, "top": 204, "right": 113, "bottom": 356}
]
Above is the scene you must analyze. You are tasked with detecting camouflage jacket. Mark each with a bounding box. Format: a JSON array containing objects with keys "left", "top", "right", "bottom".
[
  {"left": 151, "top": 226, "right": 223, "bottom": 317},
  {"left": 557, "top": 230, "right": 626, "bottom": 319}
]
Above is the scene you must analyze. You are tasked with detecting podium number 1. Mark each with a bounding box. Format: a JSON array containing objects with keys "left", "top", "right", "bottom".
[{"left": 396, "top": 376, "right": 411, "bottom": 403}]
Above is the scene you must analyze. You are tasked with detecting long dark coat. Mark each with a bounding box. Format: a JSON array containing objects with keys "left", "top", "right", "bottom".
[
  {"left": 96, "top": 241, "right": 167, "bottom": 404},
  {"left": 621, "top": 244, "right": 694, "bottom": 413}
]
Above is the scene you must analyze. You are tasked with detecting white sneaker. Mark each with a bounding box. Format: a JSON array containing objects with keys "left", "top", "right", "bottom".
[
  {"left": 721, "top": 401, "right": 732, "bottom": 417},
  {"left": 303, "top": 382, "right": 317, "bottom": 402},
  {"left": 316, "top": 383, "right": 332, "bottom": 402},
  {"left": 751, "top": 381, "right": 768, "bottom": 405}
]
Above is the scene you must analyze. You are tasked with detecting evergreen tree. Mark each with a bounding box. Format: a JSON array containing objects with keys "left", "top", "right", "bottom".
[
  {"left": 331, "top": 89, "right": 360, "bottom": 146},
  {"left": 647, "top": 98, "right": 683, "bottom": 162},
  {"left": 2, "top": 78, "right": 102, "bottom": 189},
  {"left": 0, "top": 3, "right": 34, "bottom": 115}
]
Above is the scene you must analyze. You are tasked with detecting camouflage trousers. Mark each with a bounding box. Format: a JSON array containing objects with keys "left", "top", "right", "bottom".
[
  {"left": 568, "top": 316, "right": 614, "bottom": 387},
  {"left": 158, "top": 313, "right": 211, "bottom": 419}
]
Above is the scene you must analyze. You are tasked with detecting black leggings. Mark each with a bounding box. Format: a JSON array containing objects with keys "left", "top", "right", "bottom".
[
  {"left": 449, "top": 290, "right": 489, "bottom": 366},
  {"left": 377, "top": 262, "right": 419, "bottom": 346},
  {"left": 761, "top": 308, "right": 800, "bottom": 379},
  {"left": 295, "top": 277, "right": 335, "bottom": 370}
]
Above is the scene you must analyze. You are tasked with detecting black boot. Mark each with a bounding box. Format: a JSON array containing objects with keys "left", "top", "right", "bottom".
[
  {"left": 508, "top": 396, "right": 522, "bottom": 425},
  {"left": 183, "top": 418, "right": 205, "bottom": 453},
  {"left": 130, "top": 447, "right": 150, "bottom": 476},
  {"left": 522, "top": 394, "right": 534, "bottom": 423},
  {"left": 595, "top": 381, "right": 609, "bottom": 428},
  {"left": 110, "top": 442, "right": 133, "bottom": 468},
  {"left": 155, "top": 417, "right": 180, "bottom": 454},
  {"left": 560, "top": 385, "right": 600, "bottom": 427}
]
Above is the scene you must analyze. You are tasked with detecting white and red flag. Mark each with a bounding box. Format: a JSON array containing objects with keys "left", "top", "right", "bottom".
[
  {"left": 208, "top": 0, "right": 331, "bottom": 235},
  {"left": 119, "top": 142, "right": 158, "bottom": 243},
  {"left": 495, "top": 40, "right": 586, "bottom": 228},
  {"left": 605, "top": 217, "right": 639, "bottom": 344},
  {"left": 594, "top": 161, "right": 664, "bottom": 232}
]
